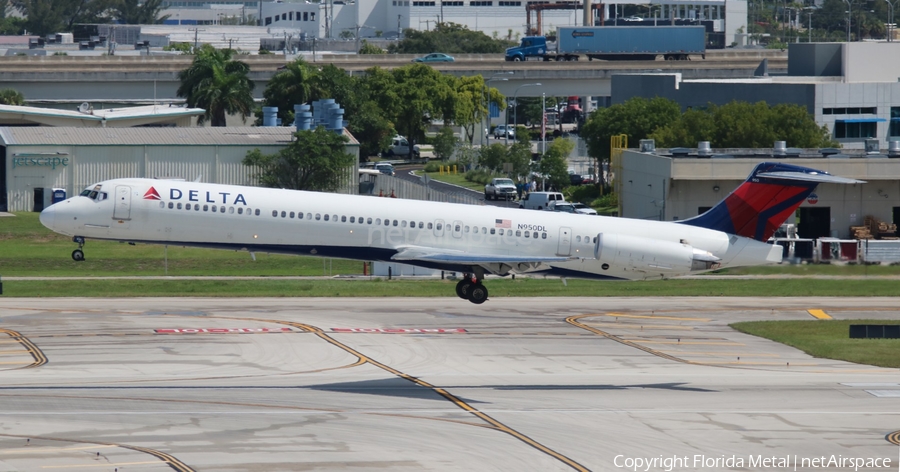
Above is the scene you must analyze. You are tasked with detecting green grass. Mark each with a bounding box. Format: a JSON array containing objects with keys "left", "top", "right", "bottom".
[
  {"left": 419, "top": 171, "right": 486, "bottom": 192},
  {"left": 0, "top": 213, "right": 359, "bottom": 276},
  {"left": 3, "top": 277, "right": 900, "bottom": 298},
  {"left": 731, "top": 320, "right": 900, "bottom": 368}
]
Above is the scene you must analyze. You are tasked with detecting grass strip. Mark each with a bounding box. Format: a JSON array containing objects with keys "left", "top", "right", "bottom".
[
  {"left": 3, "top": 277, "right": 900, "bottom": 298},
  {"left": 731, "top": 320, "right": 900, "bottom": 368}
]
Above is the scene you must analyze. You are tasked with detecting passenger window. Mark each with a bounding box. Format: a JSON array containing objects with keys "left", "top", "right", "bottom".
[
  {"left": 307, "top": 213, "right": 312, "bottom": 220},
  {"left": 375, "top": 218, "right": 381, "bottom": 225},
  {"left": 385, "top": 219, "right": 390, "bottom": 226},
  {"left": 229, "top": 207, "right": 234, "bottom": 214},
  {"left": 238, "top": 207, "right": 243, "bottom": 215},
  {"left": 290, "top": 211, "right": 295, "bottom": 218},
  {"left": 281, "top": 211, "right": 287, "bottom": 218},
  {"left": 350, "top": 216, "right": 355, "bottom": 223},
  {"left": 195, "top": 205, "right": 200, "bottom": 211},
  {"left": 516, "top": 230, "right": 521, "bottom": 237},
  {"left": 393, "top": 220, "right": 398, "bottom": 226},
  {"left": 473, "top": 227, "right": 478, "bottom": 234},
  {"left": 409, "top": 220, "right": 415, "bottom": 227},
  {"left": 177, "top": 203, "right": 183, "bottom": 210},
  {"left": 341, "top": 216, "right": 347, "bottom": 222},
  {"left": 490, "top": 228, "right": 496, "bottom": 234},
  {"left": 525, "top": 231, "right": 530, "bottom": 238},
  {"left": 159, "top": 202, "right": 165, "bottom": 208},
  {"left": 455, "top": 225, "right": 460, "bottom": 232},
  {"left": 203, "top": 205, "right": 209, "bottom": 211},
  {"left": 359, "top": 216, "right": 364, "bottom": 224},
  {"left": 542, "top": 233, "right": 547, "bottom": 239},
  {"left": 333, "top": 215, "right": 337, "bottom": 221},
  {"left": 324, "top": 214, "right": 329, "bottom": 221},
  {"left": 533, "top": 232, "right": 538, "bottom": 239},
  {"left": 465, "top": 226, "right": 469, "bottom": 232},
  {"left": 418, "top": 222, "right": 424, "bottom": 229},
  {"left": 402, "top": 221, "right": 407, "bottom": 227},
  {"left": 576, "top": 236, "right": 581, "bottom": 242},
  {"left": 316, "top": 213, "right": 321, "bottom": 220},
  {"left": 255, "top": 209, "right": 260, "bottom": 216},
  {"left": 272, "top": 210, "right": 277, "bottom": 217},
  {"left": 168, "top": 202, "right": 174, "bottom": 209},
  {"left": 593, "top": 237, "right": 597, "bottom": 244},
  {"left": 213, "top": 206, "right": 218, "bottom": 213},
  {"left": 428, "top": 222, "right": 433, "bottom": 229},
  {"left": 298, "top": 212, "right": 303, "bottom": 219},
  {"left": 367, "top": 218, "right": 373, "bottom": 224},
  {"left": 186, "top": 203, "right": 192, "bottom": 210},
  {"left": 220, "top": 206, "right": 225, "bottom": 213},
  {"left": 499, "top": 229, "right": 504, "bottom": 235},
  {"left": 436, "top": 223, "right": 442, "bottom": 230}
]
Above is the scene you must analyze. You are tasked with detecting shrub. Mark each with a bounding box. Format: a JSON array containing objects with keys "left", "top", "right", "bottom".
[
  {"left": 423, "top": 161, "right": 441, "bottom": 172},
  {"left": 465, "top": 168, "right": 493, "bottom": 185}
]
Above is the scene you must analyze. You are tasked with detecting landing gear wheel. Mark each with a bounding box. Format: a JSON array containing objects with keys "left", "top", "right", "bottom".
[
  {"left": 468, "top": 284, "right": 488, "bottom": 304},
  {"left": 456, "top": 279, "right": 473, "bottom": 299},
  {"left": 72, "top": 249, "right": 85, "bottom": 261}
]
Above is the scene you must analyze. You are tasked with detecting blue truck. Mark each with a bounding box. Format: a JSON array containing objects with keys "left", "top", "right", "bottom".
[{"left": 505, "top": 26, "right": 706, "bottom": 62}]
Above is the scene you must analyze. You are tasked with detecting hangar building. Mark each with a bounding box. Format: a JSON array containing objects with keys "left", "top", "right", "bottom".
[
  {"left": 617, "top": 142, "right": 900, "bottom": 240},
  {"left": 0, "top": 126, "right": 360, "bottom": 212}
]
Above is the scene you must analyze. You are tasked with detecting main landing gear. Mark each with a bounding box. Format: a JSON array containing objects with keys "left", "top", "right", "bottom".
[
  {"left": 456, "top": 273, "right": 488, "bottom": 304},
  {"left": 72, "top": 236, "right": 85, "bottom": 261}
]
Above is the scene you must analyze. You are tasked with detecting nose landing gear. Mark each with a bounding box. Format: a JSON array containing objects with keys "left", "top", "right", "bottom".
[
  {"left": 455, "top": 273, "right": 488, "bottom": 304},
  {"left": 72, "top": 236, "right": 85, "bottom": 262}
]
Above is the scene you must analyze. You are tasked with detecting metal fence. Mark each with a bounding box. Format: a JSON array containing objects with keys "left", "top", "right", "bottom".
[{"left": 359, "top": 173, "right": 484, "bottom": 206}]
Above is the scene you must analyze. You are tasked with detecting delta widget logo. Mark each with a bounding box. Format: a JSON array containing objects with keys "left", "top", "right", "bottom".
[{"left": 143, "top": 187, "right": 161, "bottom": 200}]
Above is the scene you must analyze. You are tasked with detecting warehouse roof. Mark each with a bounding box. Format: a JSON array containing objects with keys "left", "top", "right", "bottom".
[
  {"left": 0, "top": 126, "right": 358, "bottom": 146},
  {"left": 0, "top": 104, "right": 206, "bottom": 127}
]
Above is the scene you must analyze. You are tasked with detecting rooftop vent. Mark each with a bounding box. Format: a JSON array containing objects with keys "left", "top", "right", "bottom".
[
  {"left": 670, "top": 147, "right": 690, "bottom": 157},
  {"left": 889, "top": 140, "right": 900, "bottom": 157},
  {"left": 820, "top": 148, "right": 841, "bottom": 157},
  {"left": 865, "top": 139, "right": 880, "bottom": 154},
  {"left": 639, "top": 139, "right": 656, "bottom": 152},
  {"left": 697, "top": 141, "right": 712, "bottom": 157},
  {"left": 785, "top": 148, "right": 802, "bottom": 157},
  {"left": 773, "top": 141, "right": 787, "bottom": 156}
]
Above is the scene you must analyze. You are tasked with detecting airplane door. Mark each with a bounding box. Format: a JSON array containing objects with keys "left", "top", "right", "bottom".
[
  {"left": 433, "top": 219, "right": 445, "bottom": 237},
  {"left": 557, "top": 227, "right": 571, "bottom": 256},
  {"left": 113, "top": 185, "right": 132, "bottom": 221},
  {"left": 452, "top": 220, "right": 463, "bottom": 238}
]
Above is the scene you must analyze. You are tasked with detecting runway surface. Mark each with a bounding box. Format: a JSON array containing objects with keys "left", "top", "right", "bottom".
[{"left": 0, "top": 297, "right": 898, "bottom": 471}]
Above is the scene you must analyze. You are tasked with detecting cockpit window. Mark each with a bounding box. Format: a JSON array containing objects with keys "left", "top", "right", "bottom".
[
  {"left": 80, "top": 189, "right": 91, "bottom": 197},
  {"left": 88, "top": 191, "right": 99, "bottom": 199}
]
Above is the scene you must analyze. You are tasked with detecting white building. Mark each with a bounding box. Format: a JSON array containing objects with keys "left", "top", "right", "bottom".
[{"left": 257, "top": 0, "right": 746, "bottom": 46}]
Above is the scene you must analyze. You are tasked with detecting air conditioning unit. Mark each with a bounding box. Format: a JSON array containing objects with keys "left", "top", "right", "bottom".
[
  {"left": 639, "top": 139, "right": 655, "bottom": 152},
  {"left": 865, "top": 139, "right": 880, "bottom": 154}
]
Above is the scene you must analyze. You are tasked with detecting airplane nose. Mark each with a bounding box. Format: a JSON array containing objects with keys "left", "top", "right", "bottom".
[{"left": 39, "top": 204, "right": 55, "bottom": 230}]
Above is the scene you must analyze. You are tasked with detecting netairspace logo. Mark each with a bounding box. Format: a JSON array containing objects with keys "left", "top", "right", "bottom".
[{"left": 613, "top": 454, "right": 894, "bottom": 472}]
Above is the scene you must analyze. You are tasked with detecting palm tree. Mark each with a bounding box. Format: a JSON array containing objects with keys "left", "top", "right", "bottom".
[
  {"left": 177, "top": 47, "right": 255, "bottom": 127},
  {"left": 263, "top": 58, "right": 321, "bottom": 125}
]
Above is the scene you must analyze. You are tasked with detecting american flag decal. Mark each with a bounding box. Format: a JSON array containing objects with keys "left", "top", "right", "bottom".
[{"left": 495, "top": 219, "right": 511, "bottom": 228}]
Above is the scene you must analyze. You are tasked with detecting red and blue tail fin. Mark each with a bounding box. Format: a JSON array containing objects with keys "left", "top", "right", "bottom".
[{"left": 678, "top": 162, "right": 863, "bottom": 241}]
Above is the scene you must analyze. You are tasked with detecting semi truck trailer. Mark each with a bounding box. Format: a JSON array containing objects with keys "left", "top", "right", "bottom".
[{"left": 505, "top": 26, "right": 706, "bottom": 62}]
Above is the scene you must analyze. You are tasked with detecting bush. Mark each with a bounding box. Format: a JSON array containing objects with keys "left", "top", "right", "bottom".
[
  {"left": 465, "top": 168, "right": 494, "bottom": 185},
  {"left": 565, "top": 184, "right": 600, "bottom": 204},
  {"left": 423, "top": 161, "right": 441, "bottom": 172}
]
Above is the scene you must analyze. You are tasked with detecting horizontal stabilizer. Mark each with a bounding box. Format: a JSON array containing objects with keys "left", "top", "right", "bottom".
[{"left": 756, "top": 171, "right": 865, "bottom": 185}]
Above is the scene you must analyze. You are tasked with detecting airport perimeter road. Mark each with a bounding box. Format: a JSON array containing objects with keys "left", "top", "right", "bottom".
[{"left": 0, "top": 297, "right": 898, "bottom": 471}]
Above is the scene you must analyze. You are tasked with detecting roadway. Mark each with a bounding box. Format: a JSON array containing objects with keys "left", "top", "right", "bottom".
[
  {"left": 0, "top": 297, "right": 897, "bottom": 471},
  {"left": 0, "top": 49, "right": 787, "bottom": 105}
]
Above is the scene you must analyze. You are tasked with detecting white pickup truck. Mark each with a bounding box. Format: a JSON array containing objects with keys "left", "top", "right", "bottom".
[{"left": 484, "top": 178, "right": 517, "bottom": 201}]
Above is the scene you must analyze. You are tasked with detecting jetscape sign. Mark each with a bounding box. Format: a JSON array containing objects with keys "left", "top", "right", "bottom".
[
  {"left": 331, "top": 328, "right": 467, "bottom": 334},
  {"left": 12, "top": 156, "right": 69, "bottom": 170},
  {"left": 155, "top": 328, "right": 294, "bottom": 334}
]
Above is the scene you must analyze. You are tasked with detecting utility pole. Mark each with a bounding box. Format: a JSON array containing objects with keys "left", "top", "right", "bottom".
[{"left": 398, "top": 15, "right": 403, "bottom": 40}]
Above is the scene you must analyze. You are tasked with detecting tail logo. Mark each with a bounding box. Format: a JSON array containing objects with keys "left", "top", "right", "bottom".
[
  {"left": 143, "top": 187, "right": 162, "bottom": 200},
  {"left": 807, "top": 193, "right": 818, "bottom": 205}
]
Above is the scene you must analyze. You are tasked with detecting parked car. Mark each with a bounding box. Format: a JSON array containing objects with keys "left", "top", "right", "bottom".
[
  {"left": 622, "top": 16, "right": 643, "bottom": 21},
  {"left": 549, "top": 202, "right": 577, "bottom": 213},
  {"left": 493, "top": 124, "right": 515, "bottom": 139},
  {"left": 384, "top": 135, "right": 421, "bottom": 158},
  {"left": 412, "top": 53, "right": 455, "bottom": 63},
  {"left": 569, "top": 173, "right": 584, "bottom": 186},
  {"left": 374, "top": 162, "right": 395, "bottom": 176},
  {"left": 484, "top": 178, "right": 517, "bottom": 201},
  {"left": 571, "top": 202, "right": 598, "bottom": 215},
  {"left": 519, "top": 191, "right": 565, "bottom": 210}
]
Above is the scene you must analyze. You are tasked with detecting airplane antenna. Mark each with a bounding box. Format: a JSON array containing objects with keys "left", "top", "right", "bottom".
[{"left": 193, "top": 174, "right": 202, "bottom": 182}]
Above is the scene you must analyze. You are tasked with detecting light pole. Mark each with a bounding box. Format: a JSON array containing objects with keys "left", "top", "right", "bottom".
[
  {"left": 843, "top": 0, "right": 854, "bottom": 41},
  {"left": 886, "top": 0, "right": 900, "bottom": 41},
  {"left": 482, "top": 72, "right": 512, "bottom": 147},
  {"left": 509, "top": 83, "right": 541, "bottom": 146}
]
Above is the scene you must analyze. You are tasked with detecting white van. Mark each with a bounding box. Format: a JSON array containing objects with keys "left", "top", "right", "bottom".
[{"left": 519, "top": 191, "right": 565, "bottom": 210}]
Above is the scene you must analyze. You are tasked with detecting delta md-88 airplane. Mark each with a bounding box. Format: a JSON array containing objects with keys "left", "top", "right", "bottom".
[{"left": 39, "top": 162, "right": 861, "bottom": 304}]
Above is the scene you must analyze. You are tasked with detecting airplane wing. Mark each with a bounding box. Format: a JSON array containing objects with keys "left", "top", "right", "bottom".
[
  {"left": 391, "top": 246, "right": 568, "bottom": 274},
  {"left": 756, "top": 170, "right": 865, "bottom": 185}
]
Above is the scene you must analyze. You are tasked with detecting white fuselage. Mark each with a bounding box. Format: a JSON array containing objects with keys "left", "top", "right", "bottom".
[{"left": 40, "top": 178, "right": 783, "bottom": 280}]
